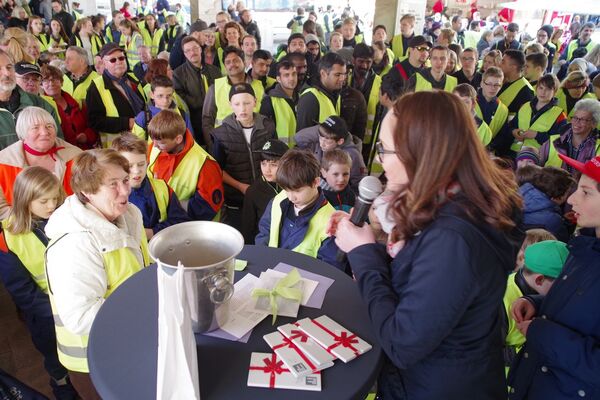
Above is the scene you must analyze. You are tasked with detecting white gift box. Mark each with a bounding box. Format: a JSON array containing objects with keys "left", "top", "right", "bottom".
[
  {"left": 296, "top": 316, "right": 372, "bottom": 363},
  {"left": 278, "top": 323, "right": 336, "bottom": 368},
  {"left": 264, "top": 331, "right": 332, "bottom": 377},
  {"left": 247, "top": 352, "right": 321, "bottom": 391}
]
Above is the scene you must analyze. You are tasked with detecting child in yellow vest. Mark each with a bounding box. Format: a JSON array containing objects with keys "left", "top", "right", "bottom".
[
  {"left": 503, "top": 240, "right": 569, "bottom": 374},
  {"left": 255, "top": 148, "right": 346, "bottom": 271},
  {"left": 0, "top": 167, "right": 77, "bottom": 398}
]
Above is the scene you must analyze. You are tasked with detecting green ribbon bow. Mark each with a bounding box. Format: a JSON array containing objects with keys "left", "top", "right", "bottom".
[{"left": 252, "top": 268, "right": 303, "bottom": 324}]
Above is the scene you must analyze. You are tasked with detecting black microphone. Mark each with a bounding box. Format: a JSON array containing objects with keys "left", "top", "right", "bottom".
[{"left": 336, "top": 176, "right": 384, "bottom": 261}]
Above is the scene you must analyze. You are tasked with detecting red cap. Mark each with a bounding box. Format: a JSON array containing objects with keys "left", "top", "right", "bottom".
[{"left": 558, "top": 154, "right": 600, "bottom": 184}]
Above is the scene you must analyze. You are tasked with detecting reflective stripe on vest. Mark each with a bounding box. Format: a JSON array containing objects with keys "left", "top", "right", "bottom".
[
  {"left": 148, "top": 140, "right": 211, "bottom": 202},
  {"left": 214, "top": 77, "right": 262, "bottom": 126},
  {"left": 513, "top": 102, "right": 563, "bottom": 150},
  {"left": 545, "top": 135, "right": 600, "bottom": 167},
  {"left": 475, "top": 100, "right": 509, "bottom": 137},
  {"left": 48, "top": 235, "right": 150, "bottom": 372},
  {"left": 477, "top": 120, "right": 493, "bottom": 146},
  {"left": 147, "top": 174, "right": 169, "bottom": 222},
  {"left": 271, "top": 97, "right": 296, "bottom": 145},
  {"left": 414, "top": 72, "right": 457, "bottom": 93},
  {"left": 300, "top": 88, "right": 341, "bottom": 123},
  {"left": 140, "top": 27, "right": 164, "bottom": 56},
  {"left": 556, "top": 89, "right": 596, "bottom": 121},
  {"left": 566, "top": 40, "right": 596, "bottom": 61},
  {"left": 1, "top": 220, "right": 48, "bottom": 292},
  {"left": 498, "top": 78, "right": 533, "bottom": 113},
  {"left": 267, "top": 190, "right": 335, "bottom": 258}
]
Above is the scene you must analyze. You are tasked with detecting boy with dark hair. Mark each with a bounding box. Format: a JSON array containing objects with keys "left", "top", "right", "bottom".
[
  {"left": 241, "top": 139, "right": 288, "bottom": 244},
  {"left": 112, "top": 133, "right": 189, "bottom": 239},
  {"left": 147, "top": 109, "right": 224, "bottom": 221},
  {"left": 320, "top": 149, "right": 355, "bottom": 212},
  {"left": 249, "top": 49, "right": 276, "bottom": 95},
  {"left": 295, "top": 115, "right": 366, "bottom": 192},
  {"left": 498, "top": 49, "right": 534, "bottom": 116},
  {"left": 133, "top": 75, "right": 193, "bottom": 140},
  {"left": 520, "top": 165, "right": 576, "bottom": 242},
  {"left": 255, "top": 148, "right": 345, "bottom": 271},
  {"left": 524, "top": 53, "right": 548, "bottom": 88}
]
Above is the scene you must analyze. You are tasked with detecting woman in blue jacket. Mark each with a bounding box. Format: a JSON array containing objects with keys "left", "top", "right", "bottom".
[
  {"left": 509, "top": 154, "right": 600, "bottom": 400},
  {"left": 328, "top": 91, "right": 524, "bottom": 399}
]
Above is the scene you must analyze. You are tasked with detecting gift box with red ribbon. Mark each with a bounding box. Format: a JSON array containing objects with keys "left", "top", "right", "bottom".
[
  {"left": 278, "top": 322, "right": 336, "bottom": 368},
  {"left": 296, "top": 316, "right": 372, "bottom": 363},
  {"left": 247, "top": 352, "right": 321, "bottom": 391},
  {"left": 264, "top": 331, "right": 333, "bottom": 377}
]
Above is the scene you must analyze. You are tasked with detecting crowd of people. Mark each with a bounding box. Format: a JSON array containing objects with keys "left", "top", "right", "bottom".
[{"left": 0, "top": 1, "right": 598, "bottom": 399}]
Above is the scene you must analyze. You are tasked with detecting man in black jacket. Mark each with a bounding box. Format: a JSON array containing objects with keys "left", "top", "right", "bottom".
[
  {"left": 51, "top": 0, "right": 74, "bottom": 39},
  {"left": 239, "top": 9, "right": 261, "bottom": 48}
]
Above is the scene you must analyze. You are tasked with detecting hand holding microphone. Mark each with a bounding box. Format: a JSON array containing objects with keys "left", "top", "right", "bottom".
[{"left": 329, "top": 176, "right": 383, "bottom": 255}]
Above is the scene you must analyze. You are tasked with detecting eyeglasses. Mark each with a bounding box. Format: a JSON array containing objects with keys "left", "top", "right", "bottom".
[
  {"left": 375, "top": 141, "right": 397, "bottom": 159},
  {"left": 414, "top": 46, "right": 430, "bottom": 52},
  {"left": 107, "top": 56, "right": 126, "bottom": 63},
  {"left": 571, "top": 116, "right": 594, "bottom": 124},
  {"left": 483, "top": 81, "right": 502, "bottom": 88}
]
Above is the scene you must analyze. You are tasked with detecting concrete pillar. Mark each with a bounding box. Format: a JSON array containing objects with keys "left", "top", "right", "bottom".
[
  {"left": 192, "top": 0, "right": 222, "bottom": 24},
  {"left": 373, "top": 0, "right": 427, "bottom": 37}
]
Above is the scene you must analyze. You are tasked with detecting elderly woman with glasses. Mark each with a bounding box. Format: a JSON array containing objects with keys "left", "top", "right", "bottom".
[
  {"left": 556, "top": 71, "right": 596, "bottom": 121},
  {"left": 41, "top": 64, "right": 98, "bottom": 150},
  {"left": 539, "top": 98, "right": 600, "bottom": 172},
  {"left": 0, "top": 106, "right": 81, "bottom": 219}
]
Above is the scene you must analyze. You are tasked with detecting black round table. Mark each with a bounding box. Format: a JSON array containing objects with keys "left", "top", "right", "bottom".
[{"left": 88, "top": 245, "right": 383, "bottom": 400}]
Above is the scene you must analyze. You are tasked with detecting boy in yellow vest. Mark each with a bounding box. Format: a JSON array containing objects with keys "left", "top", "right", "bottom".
[
  {"left": 503, "top": 240, "right": 568, "bottom": 373},
  {"left": 255, "top": 148, "right": 346, "bottom": 271},
  {"left": 112, "top": 133, "right": 189, "bottom": 240},
  {"left": 147, "top": 110, "right": 224, "bottom": 221}
]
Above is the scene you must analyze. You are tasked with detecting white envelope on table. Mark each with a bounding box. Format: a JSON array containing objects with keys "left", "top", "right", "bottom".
[{"left": 156, "top": 261, "right": 200, "bottom": 400}]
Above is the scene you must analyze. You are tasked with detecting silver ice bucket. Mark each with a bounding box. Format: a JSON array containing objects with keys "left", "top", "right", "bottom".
[{"left": 148, "top": 221, "right": 244, "bottom": 333}]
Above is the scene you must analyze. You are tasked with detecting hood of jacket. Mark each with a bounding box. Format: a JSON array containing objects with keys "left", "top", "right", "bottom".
[
  {"left": 220, "top": 112, "right": 270, "bottom": 132},
  {"left": 45, "top": 195, "right": 144, "bottom": 253},
  {"left": 519, "top": 182, "right": 557, "bottom": 214}
]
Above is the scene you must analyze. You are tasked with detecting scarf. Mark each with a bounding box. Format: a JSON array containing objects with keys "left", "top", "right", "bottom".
[
  {"left": 104, "top": 70, "right": 144, "bottom": 116},
  {"left": 23, "top": 142, "right": 64, "bottom": 161}
]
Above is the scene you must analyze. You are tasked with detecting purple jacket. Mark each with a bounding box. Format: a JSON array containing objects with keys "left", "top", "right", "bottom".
[{"left": 539, "top": 127, "right": 599, "bottom": 174}]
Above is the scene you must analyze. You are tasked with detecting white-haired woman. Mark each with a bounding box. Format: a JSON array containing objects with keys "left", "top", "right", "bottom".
[
  {"left": 0, "top": 106, "right": 80, "bottom": 218},
  {"left": 539, "top": 98, "right": 600, "bottom": 171}
]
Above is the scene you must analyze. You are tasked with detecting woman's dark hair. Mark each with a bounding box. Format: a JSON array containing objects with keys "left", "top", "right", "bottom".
[
  {"left": 388, "top": 91, "right": 522, "bottom": 240},
  {"left": 531, "top": 166, "right": 576, "bottom": 199}
]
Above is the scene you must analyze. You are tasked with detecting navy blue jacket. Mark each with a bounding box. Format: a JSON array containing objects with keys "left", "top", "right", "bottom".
[
  {"left": 255, "top": 190, "right": 345, "bottom": 271},
  {"left": 129, "top": 177, "right": 190, "bottom": 234},
  {"left": 508, "top": 232, "right": 600, "bottom": 399},
  {"left": 347, "top": 200, "right": 524, "bottom": 400},
  {"left": 520, "top": 183, "right": 570, "bottom": 242}
]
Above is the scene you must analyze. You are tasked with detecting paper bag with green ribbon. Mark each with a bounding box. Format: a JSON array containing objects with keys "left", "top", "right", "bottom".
[{"left": 251, "top": 268, "right": 304, "bottom": 324}]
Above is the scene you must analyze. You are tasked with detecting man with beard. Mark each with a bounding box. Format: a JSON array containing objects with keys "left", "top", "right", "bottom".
[
  {"left": 296, "top": 52, "right": 346, "bottom": 130},
  {"left": 248, "top": 50, "right": 276, "bottom": 98},
  {"left": 286, "top": 52, "right": 308, "bottom": 90},
  {"left": 0, "top": 50, "right": 62, "bottom": 148},
  {"left": 260, "top": 59, "right": 298, "bottom": 144},
  {"left": 349, "top": 43, "right": 381, "bottom": 147}
]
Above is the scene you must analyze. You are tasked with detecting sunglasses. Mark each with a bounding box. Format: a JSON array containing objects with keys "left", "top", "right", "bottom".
[
  {"left": 107, "top": 56, "right": 126, "bottom": 63},
  {"left": 414, "top": 46, "right": 430, "bottom": 52}
]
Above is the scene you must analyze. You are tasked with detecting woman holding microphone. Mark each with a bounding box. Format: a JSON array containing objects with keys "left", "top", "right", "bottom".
[{"left": 328, "top": 91, "right": 524, "bottom": 399}]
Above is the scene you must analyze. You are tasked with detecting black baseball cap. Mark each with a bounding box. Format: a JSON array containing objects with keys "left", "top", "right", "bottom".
[
  {"left": 408, "top": 35, "right": 432, "bottom": 49},
  {"left": 99, "top": 43, "right": 125, "bottom": 58},
  {"left": 229, "top": 83, "right": 256, "bottom": 100},
  {"left": 255, "top": 139, "right": 289, "bottom": 159},
  {"left": 15, "top": 62, "right": 41, "bottom": 76},
  {"left": 320, "top": 116, "right": 347, "bottom": 139}
]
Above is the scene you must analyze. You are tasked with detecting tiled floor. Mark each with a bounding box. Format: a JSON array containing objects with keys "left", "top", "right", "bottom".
[{"left": 0, "top": 281, "right": 54, "bottom": 398}]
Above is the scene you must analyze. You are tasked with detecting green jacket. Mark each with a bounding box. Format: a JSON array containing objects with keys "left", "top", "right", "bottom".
[{"left": 0, "top": 87, "right": 63, "bottom": 150}]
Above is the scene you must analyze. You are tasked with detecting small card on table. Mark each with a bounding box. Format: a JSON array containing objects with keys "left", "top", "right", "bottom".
[
  {"left": 247, "top": 352, "right": 321, "bottom": 391},
  {"left": 263, "top": 331, "right": 332, "bottom": 377},
  {"left": 277, "top": 323, "right": 336, "bottom": 368},
  {"left": 296, "top": 316, "right": 372, "bottom": 363}
]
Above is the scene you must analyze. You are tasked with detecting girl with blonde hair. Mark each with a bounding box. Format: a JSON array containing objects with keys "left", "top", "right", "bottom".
[
  {"left": 0, "top": 167, "right": 77, "bottom": 399},
  {"left": 1, "top": 27, "right": 35, "bottom": 63}
]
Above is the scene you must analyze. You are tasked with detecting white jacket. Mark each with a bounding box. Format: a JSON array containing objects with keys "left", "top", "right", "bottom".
[{"left": 45, "top": 195, "right": 146, "bottom": 336}]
